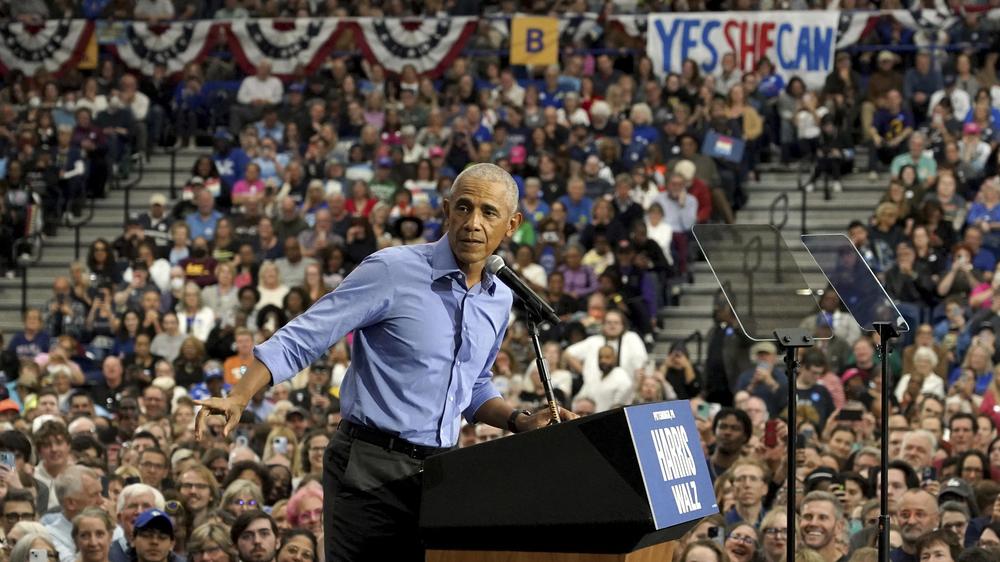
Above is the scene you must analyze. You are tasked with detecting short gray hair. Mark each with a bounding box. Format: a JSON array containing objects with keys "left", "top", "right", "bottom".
[
  {"left": 903, "top": 429, "right": 938, "bottom": 453},
  {"left": 10, "top": 532, "right": 56, "bottom": 562},
  {"left": 220, "top": 479, "right": 264, "bottom": 510},
  {"left": 939, "top": 500, "right": 970, "bottom": 519},
  {"left": 802, "top": 490, "right": 844, "bottom": 520},
  {"left": 116, "top": 483, "right": 166, "bottom": 514},
  {"left": 451, "top": 163, "right": 519, "bottom": 216},
  {"left": 913, "top": 346, "right": 939, "bottom": 368},
  {"left": 54, "top": 465, "right": 98, "bottom": 503}
]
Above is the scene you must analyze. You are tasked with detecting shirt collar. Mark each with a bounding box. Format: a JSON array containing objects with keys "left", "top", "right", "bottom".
[{"left": 430, "top": 234, "right": 497, "bottom": 295}]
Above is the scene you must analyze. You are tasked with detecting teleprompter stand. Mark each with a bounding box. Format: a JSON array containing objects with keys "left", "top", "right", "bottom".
[
  {"left": 693, "top": 224, "right": 833, "bottom": 562},
  {"left": 801, "top": 233, "right": 907, "bottom": 562},
  {"left": 872, "top": 322, "right": 898, "bottom": 562}
]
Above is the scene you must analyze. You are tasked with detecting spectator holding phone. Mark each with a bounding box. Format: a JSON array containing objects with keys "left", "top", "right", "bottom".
[{"left": 735, "top": 342, "right": 787, "bottom": 418}]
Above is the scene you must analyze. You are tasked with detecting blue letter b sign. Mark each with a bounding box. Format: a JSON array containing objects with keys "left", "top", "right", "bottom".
[{"left": 526, "top": 28, "right": 544, "bottom": 53}]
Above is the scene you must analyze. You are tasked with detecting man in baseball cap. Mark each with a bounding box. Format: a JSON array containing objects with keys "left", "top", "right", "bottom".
[{"left": 132, "top": 509, "right": 175, "bottom": 562}]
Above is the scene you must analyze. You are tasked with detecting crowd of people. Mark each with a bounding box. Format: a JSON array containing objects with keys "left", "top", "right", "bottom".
[{"left": 0, "top": 2, "right": 999, "bottom": 562}]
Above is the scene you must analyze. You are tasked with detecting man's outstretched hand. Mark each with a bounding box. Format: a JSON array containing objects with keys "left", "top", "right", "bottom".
[{"left": 194, "top": 396, "right": 248, "bottom": 440}]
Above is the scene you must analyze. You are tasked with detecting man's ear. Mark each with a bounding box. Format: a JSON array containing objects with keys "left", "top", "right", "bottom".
[{"left": 506, "top": 212, "right": 523, "bottom": 238}]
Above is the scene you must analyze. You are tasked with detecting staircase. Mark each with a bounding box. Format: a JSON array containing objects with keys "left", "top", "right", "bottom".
[
  {"left": 653, "top": 173, "right": 886, "bottom": 361},
  {"left": 0, "top": 149, "right": 198, "bottom": 336},
  {"left": 0, "top": 152, "right": 887, "bottom": 366}
]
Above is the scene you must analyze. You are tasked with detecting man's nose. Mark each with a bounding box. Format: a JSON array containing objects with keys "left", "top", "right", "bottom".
[{"left": 465, "top": 211, "right": 483, "bottom": 229}]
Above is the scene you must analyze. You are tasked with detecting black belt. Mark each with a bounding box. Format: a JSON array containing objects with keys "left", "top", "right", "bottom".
[{"left": 338, "top": 420, "right": 451, "bottom": 460}]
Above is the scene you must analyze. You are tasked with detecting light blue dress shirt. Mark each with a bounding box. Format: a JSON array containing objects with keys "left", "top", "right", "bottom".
[{"left": 254, "top": 235, "right": 510, "bottom": 448}]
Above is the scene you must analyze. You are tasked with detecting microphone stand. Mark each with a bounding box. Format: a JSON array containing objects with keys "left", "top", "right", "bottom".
[{"left": 525, "top": 311, "right": 561, "bottom": 425}]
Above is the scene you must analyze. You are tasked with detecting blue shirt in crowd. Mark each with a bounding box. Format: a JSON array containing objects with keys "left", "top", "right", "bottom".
[
  {"left": 559, "top": 195, "right": 593, "bottom": 228},
  {"left": 254, "top": 235, "right": 510, "bottom": 448},
  {"left": 214, "top": 148, "right": 250, "bottom": 189},
  {"left": 186, "top": 210, "right": 224, "bottom": 241}
]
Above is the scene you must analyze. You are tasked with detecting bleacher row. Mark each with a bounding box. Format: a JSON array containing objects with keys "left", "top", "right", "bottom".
[{"left": 0, "top": 149, "right": 883, "bottom": 358}]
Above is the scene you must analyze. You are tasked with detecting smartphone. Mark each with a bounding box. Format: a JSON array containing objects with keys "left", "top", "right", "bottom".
[
  {"left": 30, "top": 549, "right": 47, "bottom": 562},
  {"left": 764, "top": 419, "right": 779, "bottom": 448},
  {"left": 837, "top": 409, "right": 863, "bottom": 421},
  {"left": 800, "top": 428, "right": 815, "bottom": 443},
  {"left": 697, "top": 403, "right": 710, "bottom": 419},
  {"left": 756, "top": 361, "right": 771, "bottom": 372},
  {"left": 707, "top": 525, "right": 724, "bottom": 548},
  {"left": 273, "top": 436, "right": 288, "bottom": 455},
  {"left": 101, "top": 476, "right": 109, "bottom": 498},
  {"left": 0, "top": 451, "right": 15, "bottom": 469},
  {"left": 922, "top": 466, "right": 936, "bottom": 483}
]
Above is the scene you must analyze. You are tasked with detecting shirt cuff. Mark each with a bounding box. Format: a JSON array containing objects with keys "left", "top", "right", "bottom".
[
  {"left": 463, "top": 380, "right": 502, "bottom": 424},
  {"left": 253, "top": 341, "right": 297, "bottom": 386}
]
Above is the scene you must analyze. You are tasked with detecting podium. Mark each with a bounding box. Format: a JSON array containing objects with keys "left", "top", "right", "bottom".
[{"left": 420, "top": 401, "right": 718, "bottom": 561}]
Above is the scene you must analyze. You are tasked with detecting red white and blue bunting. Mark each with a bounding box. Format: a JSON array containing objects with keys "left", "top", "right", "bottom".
[
  {"left": 558, "top": 13, "right": 602, "bottom": 47},
  {"left": 0, "top": 19, "right": 93, "bottom": 76},
  {"left": 351, "top": 17, "right": 477, "bottom": 76},
  {"left": 227, "top": 18, "right": 344, "bottom": 76},
  {"left": 0, "top": 12, "right": 978, "bottom": 79},
  {"left": 608, "top": 14, "right": 647, "bottom": 38},
  {"left": 111, "top": 20, "right": 216, "bottom": 76}
]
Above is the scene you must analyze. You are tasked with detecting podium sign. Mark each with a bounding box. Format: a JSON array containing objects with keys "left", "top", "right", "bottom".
[
  {"left": 624, "top": 401, "right": 718, "bottom": 529},
  {"left": 420, "top": 402, "right": 715, "bottom": 556}
]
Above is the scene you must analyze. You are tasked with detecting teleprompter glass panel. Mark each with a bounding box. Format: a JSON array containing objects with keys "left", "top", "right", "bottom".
[
  {"left": 801, "top": 233, "right": 909, "bottom": 334},
  {"left": 692, "top": 224, "right": 830, "bottom": 342}
]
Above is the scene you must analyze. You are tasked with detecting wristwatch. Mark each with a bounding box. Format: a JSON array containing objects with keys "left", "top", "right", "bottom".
[{"left": 507, "top": 409, "right": 531, "bottom": 433}]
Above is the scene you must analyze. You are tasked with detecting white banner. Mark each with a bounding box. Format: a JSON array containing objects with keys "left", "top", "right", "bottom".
[{"left": 647, "top": 11, "right": 841, "bottom": 90}]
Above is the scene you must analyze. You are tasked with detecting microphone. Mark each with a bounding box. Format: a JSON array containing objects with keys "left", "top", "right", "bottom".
[{"left": 486, "top": 255, "right": 561, "bottom": 325}]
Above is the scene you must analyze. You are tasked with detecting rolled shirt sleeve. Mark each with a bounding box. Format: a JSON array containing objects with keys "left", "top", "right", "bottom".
[{"left": 254, "top": 255, "right": 394, "bottom": 385}]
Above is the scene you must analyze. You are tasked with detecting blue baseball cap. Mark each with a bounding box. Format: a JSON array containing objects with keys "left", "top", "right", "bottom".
[
  {"left": 214, "top": 128, "right": 234, "bottom": 141},
  {"left": 134, "top": 509, "right": 174, "bottom": 535},
  {"left": 288, "top": 82, "right": 306, "bottom": 93}
]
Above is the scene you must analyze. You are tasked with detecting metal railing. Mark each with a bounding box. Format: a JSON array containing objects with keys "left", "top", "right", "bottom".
[
  {"left": 678, "top": 330, "right": 704, "bottom": 364},
  {"left": 769, "top": 192, "right": 789, "bottom": 231},
  {"left": 12, "top": 233, "right": 44, "bottom": 316},
  {"left": 68, "top": 192, "right": 97, "bottom": 261},
  {"left": 122, "top": 154, "right": 146, "bottom": 224},
  {"left": 168, "top": 146, "right": 180, "bottom": 201},
  {"left": 769, "top": 161, "right": 816, "bottom": 236}
]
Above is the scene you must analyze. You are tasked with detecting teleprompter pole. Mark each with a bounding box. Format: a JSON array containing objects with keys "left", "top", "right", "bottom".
[
  {"left": 773, "top": 328, "right": 815, "bottom": 562},
  {"left": 873, "top": 322, "right": 899, "bottom": 562}
]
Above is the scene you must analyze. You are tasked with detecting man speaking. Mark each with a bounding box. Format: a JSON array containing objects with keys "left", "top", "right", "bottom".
[{"left": 195, "top": 163, "right": 574, "bottom": 560}]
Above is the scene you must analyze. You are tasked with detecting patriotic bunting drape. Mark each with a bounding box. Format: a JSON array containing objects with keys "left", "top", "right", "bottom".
[
  {"left": 0, "top": 19, "right": 94, "bottom": 76},
  {"left": 351, "top": 17, "right": 477, "bottom": 76},
  {"left": 227, "top": 18, "right": 344, "bottom": 76},
  {"left": 111, "top": 20, "right": 216, "bottom": 76},
  {"left": 0, "top": 12, "right": 982, "bottom": 78}
]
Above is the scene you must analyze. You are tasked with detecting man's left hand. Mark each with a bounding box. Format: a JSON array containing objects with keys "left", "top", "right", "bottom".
[{"left": 516, "top": 407, "right": 578, "bottom": 432}]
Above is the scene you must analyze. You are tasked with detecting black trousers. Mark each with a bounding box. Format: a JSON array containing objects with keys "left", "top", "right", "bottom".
[{"left": 323, "top": 429, "right": 426, "bottom": 562}]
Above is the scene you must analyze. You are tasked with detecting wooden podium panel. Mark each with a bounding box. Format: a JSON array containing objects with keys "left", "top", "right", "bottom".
[{"left": 426, "top": 542, "right": 675, "bottom": 562}]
